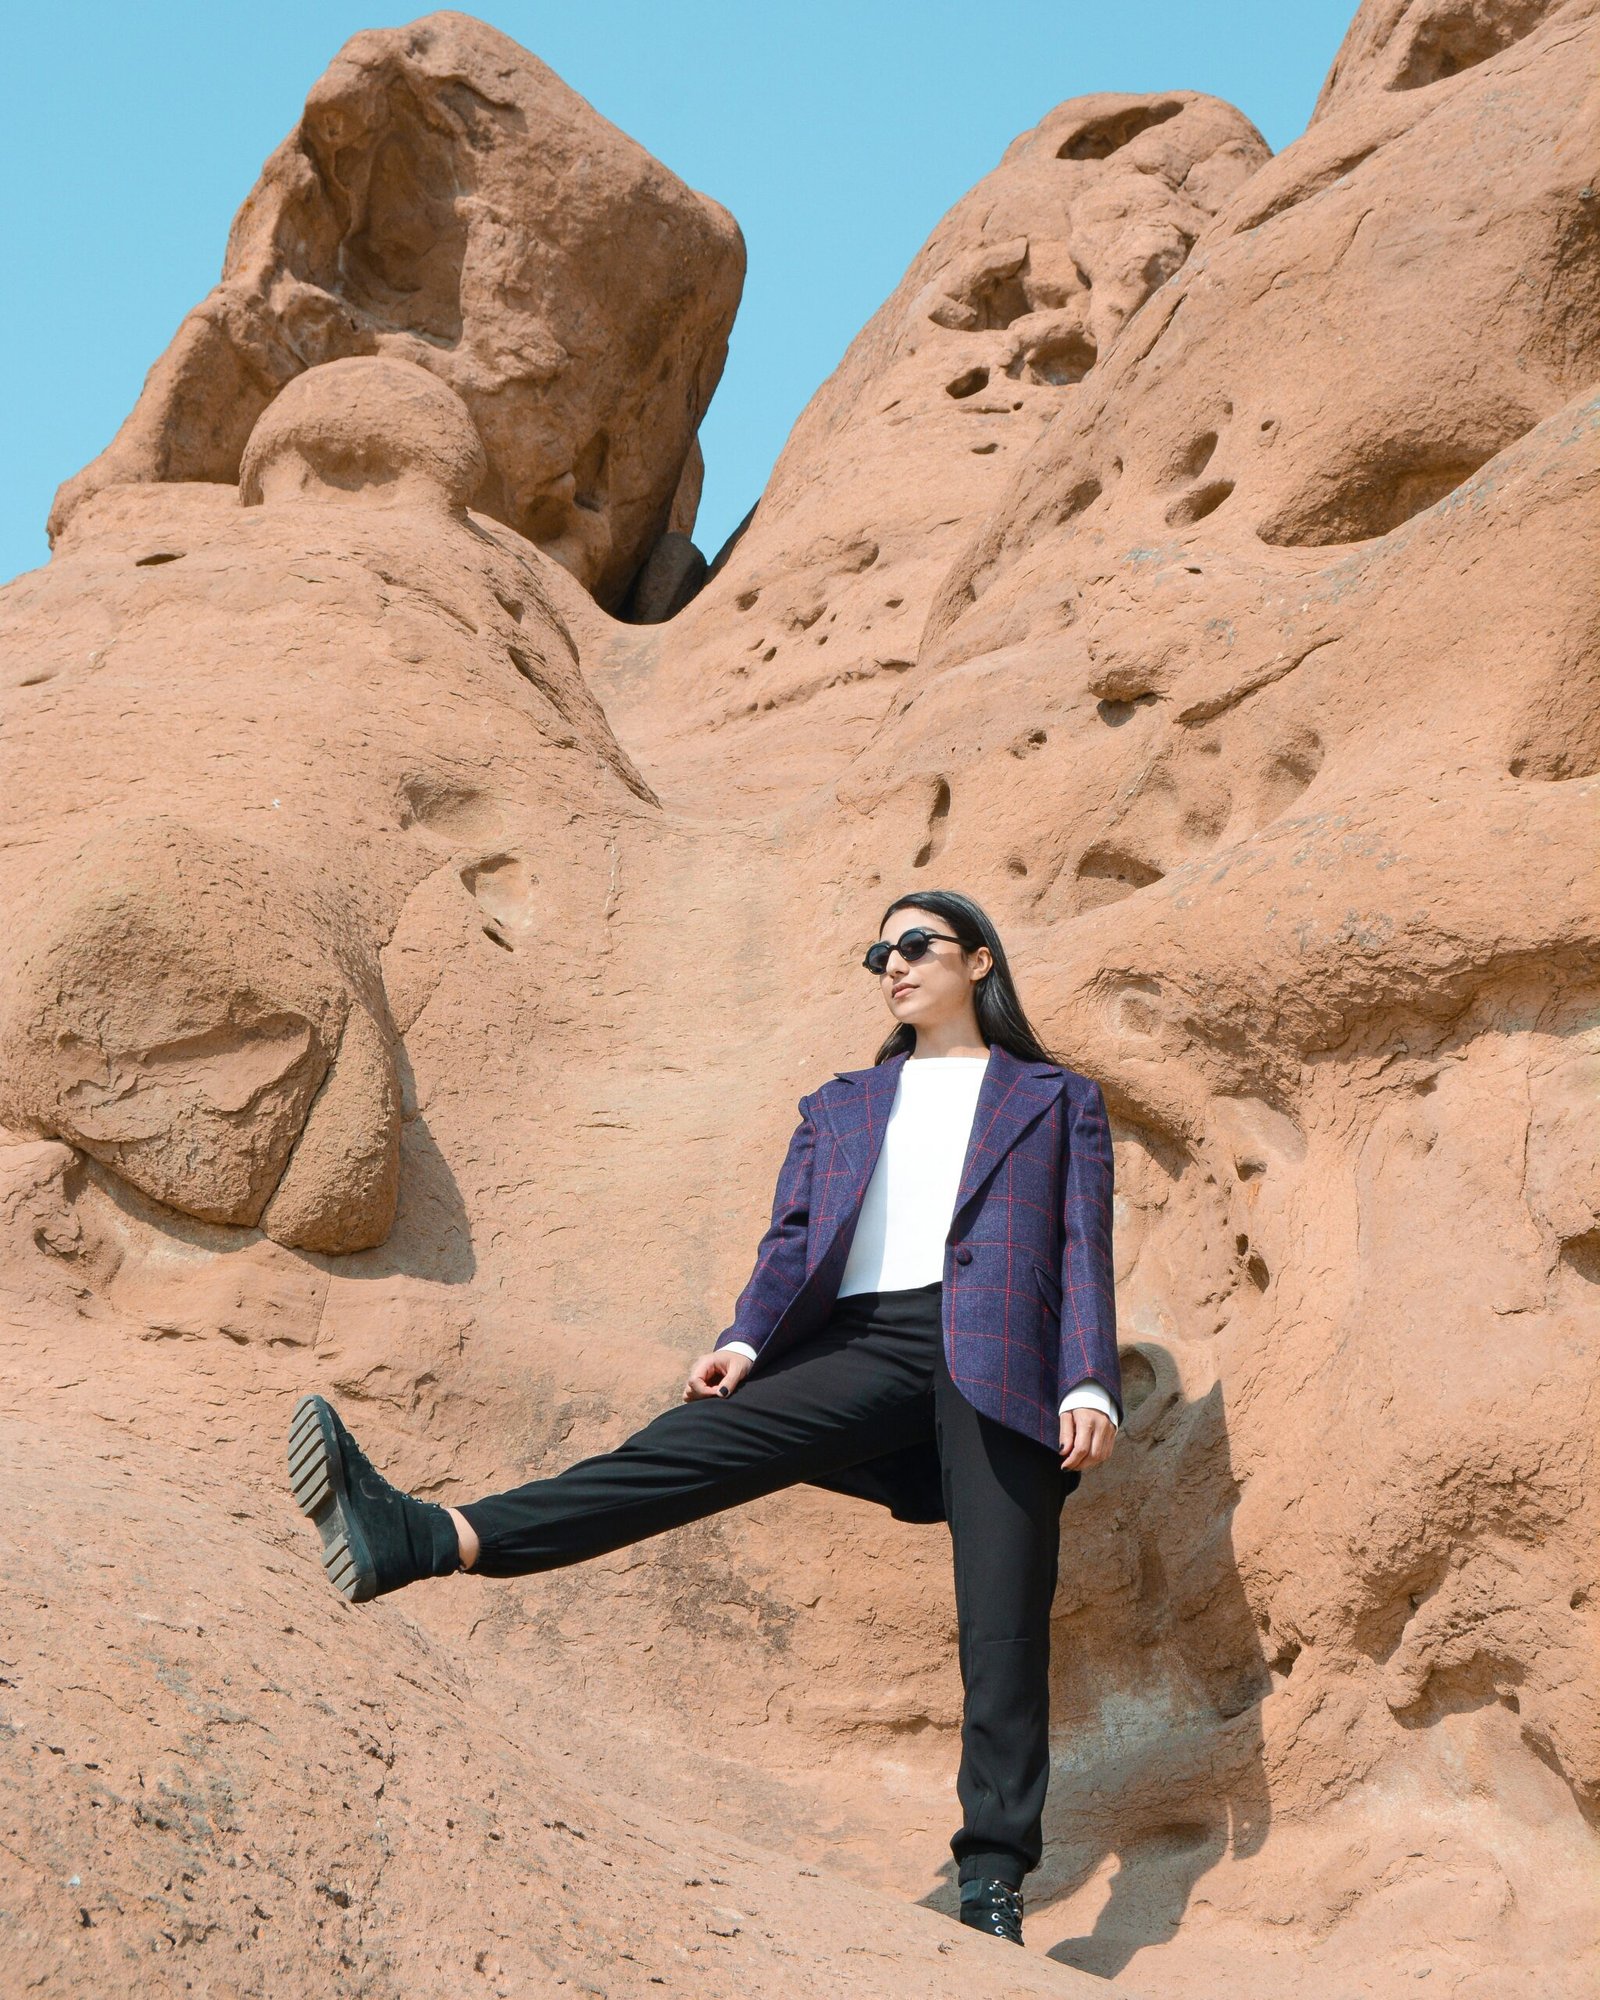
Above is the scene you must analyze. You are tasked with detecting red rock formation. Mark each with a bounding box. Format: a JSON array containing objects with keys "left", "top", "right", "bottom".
[
  {"left": 46, "top": 14, "right": 744, "bottom": 610},
  {"left": 2, "top": 2, "right": 1597, "bottom": 1993}
]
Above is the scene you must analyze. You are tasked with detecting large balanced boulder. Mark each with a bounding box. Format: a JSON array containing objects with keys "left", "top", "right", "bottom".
[{"left": 47, "top": 13, "right": 744, "bottom": 609}]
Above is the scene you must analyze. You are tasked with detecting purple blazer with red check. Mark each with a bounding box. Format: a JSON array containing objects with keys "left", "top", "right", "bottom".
[{"left": 715, "top": 1043, "right": 1119, "bottom": 1458}]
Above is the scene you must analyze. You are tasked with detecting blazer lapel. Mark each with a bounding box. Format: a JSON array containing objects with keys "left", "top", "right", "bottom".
[
  {"left": 820, "top": 1051, "right": 905, "bottom": 1198},
  {"left": 817, "top": 1045, "right": 1062, "bottom": 1227},
  {"left": 951, "top": 1045, "right": 1064, "bottom": 1220}
]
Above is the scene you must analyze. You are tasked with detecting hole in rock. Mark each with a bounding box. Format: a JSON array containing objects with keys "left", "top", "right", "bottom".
[
  {"left": 1007, "top": 856, "right": 1029, "bottom": 877},
  {"left": 1117, "top": 1345, "right": 1159, "bottom": 1413},
  {"left": 1258, "top": 444, "right": 1512, "bottom": 547},
  {"left": 735, "top": 589, "right": 760, "bottom": 612},
  {"left": 1560, "top": 1230, "right": 1600, "bottom": 1286},
  {"left": 1245, "top": 1253, "right": 1270, "bottom": 1291},
  {"left": 1177, "top": 432, "right": 1218, "bottom": 480},
  {"left": 335, "top": 104, "right": 467, "bottom": 343},
  {"left": 483, "top": 922, "right": 513, "bottom": 951},
  {"left": 135, "top": 551, "right": 184, "bottom": 566},
  {"left": 1057, "top": 100, "right": 1183, "bottom": 161},
  {"left": 1166, "top": 479, "right": 1234, "bottom": 528},
  {"left": 1096, "top": 692, "right": 1157, "bottom": 726},
  {"left": 1393, "top": 5, "right": 1546, "bottom": 90},
  {"left": 1019, "top": 333, "right": 1097, "bottom": 387},
  {"left": 1235, "top": 1233, "right": 1250, "bottom": 1255},
  {"left": 1057, "top": 475, "right": 1103, "bottom": 526},
  {"left": 966, "top": 271, "right": 1032, "bottom": 331},
  {"left": 1009, "top": 727, "right": 1048, "bottom": 757},
  {"left": 913, "top": 780, "right": 952, "bottom": 868},
  {"left": 1508, "top": 737, "right": 1600, "bottom": 782},
  {"left": 1076, "top": 846, "right": 1164, "bottom": 901},
  {"left": 494, "top": 591, "right": 525, "bottom": 624},
  {"left": 1236, "top": 1156, "right": 1265, "bottom": 1181},
  {"left": 945, "top": 367, "right": 990, "bottom": 400},
  {"left": 398, "top": 774, "right": 500, "bottom": 839},
  {"left": 1256, "top": 733, "right": 1326, "bottom": 822}
]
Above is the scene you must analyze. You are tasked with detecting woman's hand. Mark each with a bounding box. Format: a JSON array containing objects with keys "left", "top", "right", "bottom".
[
  {"left": 683, "top": 1348, "right": 754, "bottom": 1402},
  {"left": 1060, "top": 1409, "right": 1116, "bottom": 1471}
]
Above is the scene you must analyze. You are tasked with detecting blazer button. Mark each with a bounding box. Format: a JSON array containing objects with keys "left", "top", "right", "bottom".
[{"left": 954, "top": 1246, "right": 973, "bottom": 1265}]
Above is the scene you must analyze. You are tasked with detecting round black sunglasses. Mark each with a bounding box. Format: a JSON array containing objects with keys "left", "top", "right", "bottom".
[{"left": 862, "top": 927, "right": 965, "bottom": 975}]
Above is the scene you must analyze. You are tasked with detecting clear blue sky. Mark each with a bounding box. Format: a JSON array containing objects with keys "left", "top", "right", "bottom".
[{"left": 0, "top": 2, "right": 1356, "bottom": 586}]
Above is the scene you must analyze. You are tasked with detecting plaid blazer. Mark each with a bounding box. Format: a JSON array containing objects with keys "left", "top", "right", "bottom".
[{"left": 716, "top": 1044, "right": 1119, "bottom": 1475}]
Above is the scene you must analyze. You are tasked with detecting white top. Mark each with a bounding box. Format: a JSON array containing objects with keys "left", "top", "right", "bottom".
[
  {"left": 838, "top": 1054, "right": 991, "bottom": 1296},
  {"left": 727, "top": 1053, "right": 1118, "bottom": 1430}
]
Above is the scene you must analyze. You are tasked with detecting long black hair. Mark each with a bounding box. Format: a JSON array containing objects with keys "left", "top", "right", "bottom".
[{"left": 870, "top": 888, "right": 1059, "bottom": 1066}]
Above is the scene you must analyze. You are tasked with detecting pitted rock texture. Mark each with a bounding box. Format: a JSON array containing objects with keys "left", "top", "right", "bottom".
[
  {"left": 611, "top": 90, "right": 1271, "bottom": 797},
  {"left": 2, "top": 3, "right": 1598, "bottom": 1997},
  {"left": 47, "top": 12, "right": 745, "bottom": 609}
]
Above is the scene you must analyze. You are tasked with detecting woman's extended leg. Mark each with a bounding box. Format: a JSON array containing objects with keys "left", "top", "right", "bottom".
[
  {"left": 290, "top": 1290, "right": 939, "bottom": 1601},
  {"left": 932, "top": 1344, "right": 1070, "bottom": 1897},
  {"left": 460, "top": 1290, "right": 939, "bottom": 1576}
]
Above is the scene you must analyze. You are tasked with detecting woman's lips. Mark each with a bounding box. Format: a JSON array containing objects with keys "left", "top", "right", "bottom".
[{"left": 892, "top": 982, "right": 916, "bottom": 999}]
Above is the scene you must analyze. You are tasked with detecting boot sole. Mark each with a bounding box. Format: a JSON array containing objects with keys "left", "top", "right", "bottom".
[{"left": 288, "top": 1394, "right": 379, "bottom": 1603}]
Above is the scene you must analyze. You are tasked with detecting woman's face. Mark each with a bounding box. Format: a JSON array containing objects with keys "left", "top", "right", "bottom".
[{"left": 875, "top": 906, "right": 992, "bottom": 1033}]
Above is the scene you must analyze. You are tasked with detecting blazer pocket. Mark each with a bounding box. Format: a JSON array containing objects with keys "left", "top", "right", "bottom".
[{"left": 1032, "top": 1262, "right": 1063, "bottom": 1315}]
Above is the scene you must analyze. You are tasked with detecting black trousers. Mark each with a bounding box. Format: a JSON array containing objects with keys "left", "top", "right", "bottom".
[{"left": 459, "top": 1283, "right": 1068, "bottom": 1885}]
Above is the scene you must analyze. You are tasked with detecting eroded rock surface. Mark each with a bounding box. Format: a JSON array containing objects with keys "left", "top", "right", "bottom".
[
  {"left": 2, "top": 3, "right": 1597, "bottom": 1996},
  {"left": 608, "top": 90, "right": 1270, "bottom": 794}
]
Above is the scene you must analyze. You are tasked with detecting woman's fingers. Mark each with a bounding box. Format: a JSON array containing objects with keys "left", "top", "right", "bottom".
[
  {"left": 1060, "top": 1410, "right": 1116, "bottom": 1469},
  {"left": 682, "top": 1354, "right": 721, "bottom": 1400},
  {"left": 683, "top": 1350, "right": 753, "bottom": 1401}
]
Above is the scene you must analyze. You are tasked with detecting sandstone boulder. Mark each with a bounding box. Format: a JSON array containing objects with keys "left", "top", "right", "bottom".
[
  {"left": 0, "top": 818, "right": 400, "bottom": 1251},
  {"left": 239, "top": 354, "right": 488, "bottom": 513},
  {"left": 47, "top": 12, "right": 744, "bottom": 609}
]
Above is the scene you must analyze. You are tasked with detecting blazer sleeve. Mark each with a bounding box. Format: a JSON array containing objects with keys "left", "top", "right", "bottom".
[
  {"left": 1058, "top": 1076, "right": 1121, "bottom": 1412},
  {"left": 714, "top": 1094, "right": 817, "bottom": 1359}
]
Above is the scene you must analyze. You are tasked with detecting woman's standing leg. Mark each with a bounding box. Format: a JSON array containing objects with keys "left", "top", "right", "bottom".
[{"left": 932, "top": 1348, "right": 1069, "bottom": 1906}]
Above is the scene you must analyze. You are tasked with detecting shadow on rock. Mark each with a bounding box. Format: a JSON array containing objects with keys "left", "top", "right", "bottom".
[{"left": 1039, "top": 1373, "right": 1271, "bottom": 1976}]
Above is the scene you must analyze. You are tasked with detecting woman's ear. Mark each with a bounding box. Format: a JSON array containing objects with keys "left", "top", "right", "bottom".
[{"left": 970, "top": 947, "right": 994, "bottom": 983}]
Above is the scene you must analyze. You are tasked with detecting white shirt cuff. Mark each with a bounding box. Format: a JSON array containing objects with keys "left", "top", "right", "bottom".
[
  {"left": 722, "top": 1340, "right": 759, "bottom": 1362},
  {"left": 1059, "top": 1381, "right": 1120, "bottom": 1427}
]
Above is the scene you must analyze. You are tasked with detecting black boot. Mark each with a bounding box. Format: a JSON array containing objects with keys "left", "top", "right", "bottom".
[
  {"left": 958, "top": 1877, "right": 1024, "bottom": 1945},
  {"left": 288, "top": 1394, "right": 461, "bottom": 1603}
]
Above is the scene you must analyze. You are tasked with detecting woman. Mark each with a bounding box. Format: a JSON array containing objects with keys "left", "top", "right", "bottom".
[{"left": 287, "top": 889, "right": 1120, "bottom": 1947}]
